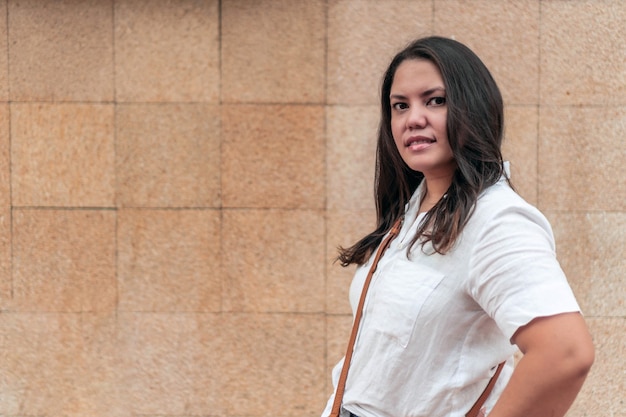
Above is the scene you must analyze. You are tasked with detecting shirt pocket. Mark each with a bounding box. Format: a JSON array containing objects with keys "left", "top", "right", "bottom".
[{"left": 367, "top": 260, "right": 445, "bottom": 348}]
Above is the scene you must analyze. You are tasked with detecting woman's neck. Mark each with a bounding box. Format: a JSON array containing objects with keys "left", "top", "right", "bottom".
[{"left": 419, "top": 175, "right": 453, "bottom": 213}]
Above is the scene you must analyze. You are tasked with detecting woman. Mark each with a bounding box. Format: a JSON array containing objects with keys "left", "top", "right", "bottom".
[{"left": 322, "top": 36, "right": 594, "bottom": 417}]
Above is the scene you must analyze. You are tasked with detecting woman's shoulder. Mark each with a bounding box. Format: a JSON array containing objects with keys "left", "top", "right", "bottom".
[
  {"left": 471, "top": 180, "right": 551, "bottom": 230},
  {"left": 478, "top": 180, "right": 526, "bottom": 206},
  {"left": 458, "top": 181, "right": 558, "bottom": 257}
]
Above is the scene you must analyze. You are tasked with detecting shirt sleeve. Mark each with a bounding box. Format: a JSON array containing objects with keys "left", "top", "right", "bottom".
[{"left": 467, "top": 203, "right": 581, "bottom": 341}]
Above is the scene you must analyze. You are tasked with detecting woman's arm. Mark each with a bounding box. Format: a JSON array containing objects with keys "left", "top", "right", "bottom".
[{"left": 487, "top": 312, "right": 594, "bottom": 417}]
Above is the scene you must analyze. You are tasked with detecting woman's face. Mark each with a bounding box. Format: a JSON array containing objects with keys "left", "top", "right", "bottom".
[{"left": 389, "top": 59, "right": 455, "bottom": 179}]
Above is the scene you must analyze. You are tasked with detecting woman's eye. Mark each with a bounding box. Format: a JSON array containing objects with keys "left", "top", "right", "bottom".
[
  {"left": 427, "top": 96, "right": 446, "bottom": 106},
  {"left": 392, "top": 102, "right": 408, "bottom": 110}
]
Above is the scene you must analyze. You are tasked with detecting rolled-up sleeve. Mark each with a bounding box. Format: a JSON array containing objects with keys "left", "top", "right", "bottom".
[{"left": 467, "top": 204, "right": 581, "bottom": 341}]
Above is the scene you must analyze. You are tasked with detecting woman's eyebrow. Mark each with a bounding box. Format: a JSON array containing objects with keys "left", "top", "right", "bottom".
[
  {"left": 389, "top": 87, "right": 446, "bottom": 100},
  {"left": 389, "top": 93, "right": 407, "bottom": 100},
  {"left": 422, "top": 87, "right": 446, "bottom": 96}
]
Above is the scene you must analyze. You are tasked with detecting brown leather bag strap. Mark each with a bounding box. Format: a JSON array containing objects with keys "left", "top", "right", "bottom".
[
  {"left": 329, "top": 218, "right": 403, "bottom": 417},
  {"left": 465, "top": 361, "right": 506, "bottom": 417}
]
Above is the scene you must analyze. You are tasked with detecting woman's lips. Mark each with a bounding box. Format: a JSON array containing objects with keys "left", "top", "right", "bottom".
[{"left": 405, "top": 135, "right": 435, "bottom": 151}]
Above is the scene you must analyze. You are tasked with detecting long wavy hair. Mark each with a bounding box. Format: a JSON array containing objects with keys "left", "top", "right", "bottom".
[{"left": 338, "top": 36, "right": 507, "bottom": 266}]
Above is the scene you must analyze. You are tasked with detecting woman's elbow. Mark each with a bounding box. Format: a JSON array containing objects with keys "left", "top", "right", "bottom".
[
  {"left": 515, "top": 312, "right": 595, "bottom": 380},
  {"left": 553, "top": 323, "right": 595, "bottom": 383},
  {"left": 568, "top": 336, "right": 595, "bottom": 379}
]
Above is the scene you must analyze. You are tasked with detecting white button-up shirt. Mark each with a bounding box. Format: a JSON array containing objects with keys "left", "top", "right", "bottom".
[{"left": 322, "top": 177, "right": 580, "bottom": 417}]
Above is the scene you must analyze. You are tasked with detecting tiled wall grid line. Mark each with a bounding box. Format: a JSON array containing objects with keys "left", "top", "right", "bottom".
[{"left": 0, "top": 1, "right": 624, "bottom": 416}]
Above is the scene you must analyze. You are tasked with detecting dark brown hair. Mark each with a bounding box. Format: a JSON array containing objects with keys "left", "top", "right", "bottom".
[{"left": 338, "top": 36, "right": 506, "bottom": 266}]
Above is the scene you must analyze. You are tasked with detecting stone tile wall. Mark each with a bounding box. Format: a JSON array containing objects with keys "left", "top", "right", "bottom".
[{"left": 0, "top": 0, "right": 623, "bottom": 416}]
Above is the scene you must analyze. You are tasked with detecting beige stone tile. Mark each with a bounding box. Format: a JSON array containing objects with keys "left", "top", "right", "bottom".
[
  {"left": 0, "top": 104, "right": 8, "bottom": 207},
  {"left": 545, "top": 211, "right": 592, "bottom": 315},
  {"left": 0, "top": 206, "right": 9, "bottom": 307},
  {"left": 547, "top": 211, "right": 626, "bottom": 317},
  {"left": 115, "top": 0, "right": 219, "bottom": 102},
  {"left": 77, "top": 313, "right": 126, "bottom": 416},
  {"left": 222, "top": 105, "right": 325, "bottom": 209},
  {"left": 0, "top": 104, "right": 9, "bottom": 305},
  {"left": 0, "top": 312, "right": 123, "bottom": 417},
  {"left": 0, "top": 0, "right": 7, "bottom": 101},
  {"left": 8, "top": 0, "right": 113, "bottom": 101},
  {"left": 11, "top": 103, "right": 115, "bottom": 207},
  {"left": 327, "top": 105, "right": 378, "bottom": 210},
  {"left": 326, "top": 209, "right": 376, "bottom": 315},
  {"left": 222, "top": 209, "right": 325, "bottom": 313},
  {"left": 221, "top": 0, "right": 325, "bottom": 103},
  {"left": 116, "top": 312, "right": 224, "bottom": 415},
  {"left": 218, "top": 313, "right": 326, "bottom": 415},
  {"left": 328, "top": 0, "right": 432, "bottom": 105},
  {"left": 11, "top": 209, "right": 116, "bottom": 312},
  {"left": 502, "top": 105, "right": 538, "bottom": 205},
  {"left": 116, "top": 104, "right": 220, "bottom": 208},
  {"left": 538, "top": 106, "right": 626, "bottom": 211},
  {"left": 540, "top": 1, "right": 626, "bottom": 106},
  {"left": 434, "top": 0, "right": 540, "bottom": 105},
  {"left": 581, "top": 213, "right": 625, "bottom": 317},
  {"left": 117, "top": 209, "right": 221, "bottom": 313},
  {"left": 566, "top": 317, "right": 626, "bottom": 416},
  {"left": 325, "top": 314, "right": 353, "bottom": 391}
]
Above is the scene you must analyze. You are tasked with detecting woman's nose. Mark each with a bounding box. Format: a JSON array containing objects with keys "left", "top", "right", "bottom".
[{"left": 407, "top": 106, "right": 427, "bottom": 129}]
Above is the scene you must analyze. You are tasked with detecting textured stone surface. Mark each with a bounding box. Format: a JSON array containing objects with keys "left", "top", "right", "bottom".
[
  {"left": 0, "top": 313, "right": 122, "bottom": 417},
  {"left": 222, "top": 209, "right": 325, "bottom": 313},
  {"left": 541, "top": 0, "right": 626, "bottom": 106},
  {"left": 326, "top": 105, "right": 379, "bottom": 210},
  {"left": 326, "top": 209, "right": 376, "bottom": 315},
  {"left": 0, "top": 104, "right": 9, "bottom": 306},
  {"left": 114, "top": 0, "right": 219, "bottom": 102},
  {"left": 327, "top": 0, "right": 432, "bottom": 105},
  {"left": 502, "top": 105, "right": 538, "bottom": 205},
  {"left": 0, "top": 206, "right": 8, "bottom": 307},
  {"left": 434, "top": 0, "right": 540, "bottom": 105},
  {"left": 11, "top": 103, "right": 115, "bottom": 207},
  {"left": 0, "top": 105, "right": 8, "bottom": 208},
  {"left": 221, "top": 0, "right": 326, "bottom": 103},
  {"left": 538, "top": 106, "right": 626, "bottom": 211},
  {"left": 548, "top": 211, "right": 626, "bottom": 317},
  {"left": 11, "top": 209, "right": 116, "bottom": 313},
  {"left": 116, "top": 312, "right": 224, "bottom": 415},
  {"left": 0, "top": 0, "right": 7, "bottom": 101},
  {"left": 222, "top": 105, "right": 325, "bottom": 209},
  {"left": 116, "top": 103, "right": 221, "bottom": 208},
  {"left": 325, "top": 314, "right": 353, "bottom": 395},
  {"left": 117, "top": 209, "right": 221, "bottom": 312},
  {"left": 218, "top": 313, "right": 326, "bottom": 415},
  {"left": 8, "top": 0, "right": 114, "bottom": 101}
]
